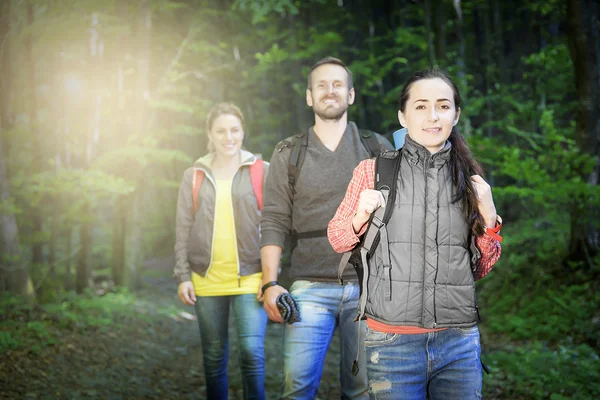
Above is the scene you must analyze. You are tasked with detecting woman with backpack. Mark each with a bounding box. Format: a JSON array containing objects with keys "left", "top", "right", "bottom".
[
  {"left": 328, "top": 69, "right": 502, "bottom": 399},
  {"left": 174, "top": 102, "right": 268, "bottom": 400}
]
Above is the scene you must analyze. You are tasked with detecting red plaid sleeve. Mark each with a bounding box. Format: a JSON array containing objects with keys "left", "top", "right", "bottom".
[
  {"left": 328, "top": 159, "right": 376, "bottom": 253},
  {"left": 473, "top": 222, "right": 503, "bottom": 280}
]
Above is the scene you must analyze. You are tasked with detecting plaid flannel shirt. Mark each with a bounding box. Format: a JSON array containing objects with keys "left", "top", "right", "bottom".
[{"left": 328, "top": 159, "right": 502, "bottom": 280}]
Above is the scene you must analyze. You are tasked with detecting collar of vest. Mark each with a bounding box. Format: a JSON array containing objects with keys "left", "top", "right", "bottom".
[{"left": 403, "top": 134, "right": 452, "bottom": 167}]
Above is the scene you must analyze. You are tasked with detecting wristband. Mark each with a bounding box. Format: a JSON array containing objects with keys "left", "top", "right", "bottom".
[{"left": 261, "top": 281, "right": 280, "bottom": 293}]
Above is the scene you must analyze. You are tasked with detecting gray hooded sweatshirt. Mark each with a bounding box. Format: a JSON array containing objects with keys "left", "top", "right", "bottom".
[{"left": 174, "top": 150, "right": 269, "bottom": 284}]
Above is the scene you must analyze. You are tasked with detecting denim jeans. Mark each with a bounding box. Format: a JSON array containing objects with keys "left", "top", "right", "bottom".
[
  {"left": 282, "top": 280, "right": 368, "bottom": 400},
  {"left": 364, "top": 325, "right": 482, "bottom": 400},
  {"left": 194, "top": 294, "right": 268, "bottom": 400}
]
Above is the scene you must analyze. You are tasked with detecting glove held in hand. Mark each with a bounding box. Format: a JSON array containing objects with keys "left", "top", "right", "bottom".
[{"left": 276, "top": 293, "right": 301, "bottom": 324}]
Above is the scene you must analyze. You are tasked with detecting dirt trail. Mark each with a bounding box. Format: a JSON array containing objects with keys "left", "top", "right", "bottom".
[{"left": 1, "top": 258, "right": 342, "bottom": 400}]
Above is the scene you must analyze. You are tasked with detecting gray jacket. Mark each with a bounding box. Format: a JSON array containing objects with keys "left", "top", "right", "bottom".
[
  {"left": 365, "top": 136, "right": 477, "bottom": 329},
  {"left": 173, "top": 150, "right": 269, "bottom": 284}
]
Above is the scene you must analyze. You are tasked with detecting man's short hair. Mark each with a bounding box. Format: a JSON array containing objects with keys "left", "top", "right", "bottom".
[{"left": 306, "top": 56, "right": 353, "bottom": 90}]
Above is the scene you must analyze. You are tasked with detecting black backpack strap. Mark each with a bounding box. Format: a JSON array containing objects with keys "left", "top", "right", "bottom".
[
  {"left": 358, "top": 129, "right": 382, "bottom": 158},
  {"left": 288, "top": 133, "right": 308, "bottom": 195},
  {"left": 288, "top": 128, "right": 381, "bottom": 254},
  {"left": 288, "top": 133, "right": 325, "bottom": 250},
  {"left": 355, "top": 150, "right": 402, "bottom": 310},
  {"left": 289, "top": 127, "right": 378, "bottom": 195},
  {"left": 375, "top": 149, "right": 402, "bottom": 228},
  {"left": 290, "top": 229, "right": 328, "bottom": 251},
  {"left": 337, "top": 150, "right": 402, "bottom": 285}
]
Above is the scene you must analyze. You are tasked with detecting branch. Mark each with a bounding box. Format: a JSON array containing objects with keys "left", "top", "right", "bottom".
[
  {"left": 153, "top": 27, "right": 195, "bottom": 99},
  {"left": 171, "top": 63, "right": 238, "bottom": 83}
]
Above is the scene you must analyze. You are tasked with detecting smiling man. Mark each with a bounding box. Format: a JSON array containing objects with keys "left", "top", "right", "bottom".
[{"left": 258, "top": 57, "right": 393, "bottom": 399}]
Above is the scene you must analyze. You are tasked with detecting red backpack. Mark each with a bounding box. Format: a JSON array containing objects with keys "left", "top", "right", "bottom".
[{"left": 192, "top": 160, "right": 264, "bottom": 213}]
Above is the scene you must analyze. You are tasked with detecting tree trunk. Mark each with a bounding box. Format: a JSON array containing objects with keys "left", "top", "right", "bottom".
[
  {"left": 76, "top": 11, "right": 104, "bottom": 293},
  {"left": 0, "top": 0, "right": 35, "bottom": 301},
  {"left": 483, "top": 0, "right": 495, "bottom": 185},
  {"left": 127, "top": 192, "right": 143, "bottom": 289},
  {"left": 453, "top": 0, "right": 472, "bottom": 136},
  {"left": 48, "top": 199, "right": 56, "bottom": 276},
  {"left": 111, "top": 196, "right": 127, "bottom": 286},
  {"left": 64, "top": 225, "right": 72, "bottom": 290},
  {"left": 289, "top": 12, "right": 308, "bottom": 132},
  {"left": 0, "top": 133, "right": 35, "bottom": 300},
  {"left": 60, "top": 49, "right": 73, "bottom": 290},
  {"left": 25, "top": 2, "right": 44, "bottom": 267},
  {"left": 492, "top": 0, "right": 506, "bottom": 83},
  {"left": 424, "top": 0, "right": 437, "bottom": 68},
  {"left": 433, "top": 0, "right": 447, "bottom": 63},
  {"left": 76, "top": 213, "right": 90, "bottom": 293},
  {"left": 566, "top": 0, "right": 600, "bottom": 258},
  {"left": 126, "top": 0, "right": 152, "bottom": 289}
]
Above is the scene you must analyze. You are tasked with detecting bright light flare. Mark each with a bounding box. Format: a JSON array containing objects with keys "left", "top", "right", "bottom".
[{"left": 64, "top": 76, "right": 82, "bottom": 96}]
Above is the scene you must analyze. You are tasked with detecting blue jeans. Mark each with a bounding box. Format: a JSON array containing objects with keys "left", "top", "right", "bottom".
[
  {"left": 194, "top": 294, "right": 268, "bottom": 400},
  {"left": 364, "top": 326, "right": 482, "bottom": 400},
  {"left": 282, "top": 280, "right": 368, "bottom": 400}
]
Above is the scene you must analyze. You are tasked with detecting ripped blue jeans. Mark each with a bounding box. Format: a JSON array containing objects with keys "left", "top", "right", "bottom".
[{"left": 364, "top": 325, "right": 482, "bottom": 400}]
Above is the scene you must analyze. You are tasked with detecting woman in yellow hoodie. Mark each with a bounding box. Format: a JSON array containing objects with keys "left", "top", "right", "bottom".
[{"left": 174, "top": 103, "right": 268, "bottom": 400}]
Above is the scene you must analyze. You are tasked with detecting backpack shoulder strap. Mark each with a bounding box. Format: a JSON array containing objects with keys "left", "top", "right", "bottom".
[
  {"left": 192, "top": 168, "right": 205, "bottom": 214},
  {"left": 354, "top": 149, "right": 401, "bottom": 257},
  {"left": 337, "top": 149, "right": 403, "bottom": 284},
  {"left": 288, "top": 133, "right": 308, "bottom": 194},
  {"left": 249, "top": 159, "right": 264, "bottom": 211},
  {"left": 358, "top": 129, "right": 382, "bottom": 158},
  {"left": 375, "top": 149, "right": 402, "bottom": 228}
]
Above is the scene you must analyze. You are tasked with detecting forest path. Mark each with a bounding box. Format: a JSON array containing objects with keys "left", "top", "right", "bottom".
[{"left": 1, "top": 257, "right": 342, "bottom": 400}]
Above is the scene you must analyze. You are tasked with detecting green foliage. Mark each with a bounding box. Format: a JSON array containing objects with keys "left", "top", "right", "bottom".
[
  {"left": 233, "top": 0, "right": 298, "bottom": 24},
  {"left": 0, "top": 331, "right": 21, "bottom": 351},
  {"left": 482, "top": 279, "right": 600, "bottom": 344},
  {"left": 92, "top": 147, "right": 192, "bottom": 174},
  {"left": 483, "top": 342, "right": 600, "bottom": 399},
  {"left": 0, "top": 289, "right": 181, "bottom": 354},
  {"left": 0, "top": 295, "right": 57, "bottom": 354}
]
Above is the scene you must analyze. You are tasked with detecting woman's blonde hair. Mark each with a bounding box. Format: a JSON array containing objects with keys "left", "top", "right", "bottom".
[{"left": 205, "top": 102, "right": 245, "bottom": 152}]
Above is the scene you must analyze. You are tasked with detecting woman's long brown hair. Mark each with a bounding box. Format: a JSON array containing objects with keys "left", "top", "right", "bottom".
[{"left": 399, "top": 69, "right": 486, "bottom": 236}]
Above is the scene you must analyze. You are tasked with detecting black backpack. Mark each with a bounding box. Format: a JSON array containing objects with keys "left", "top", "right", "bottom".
[{"left": 283, "top": 127, "right": 383, "bottom": 249}]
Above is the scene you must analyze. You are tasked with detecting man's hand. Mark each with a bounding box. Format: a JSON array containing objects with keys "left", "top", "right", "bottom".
[
  {"left": 178, "top": 281, "right": 197, "bottom": 305},
  {"left": 258, "top": 283, "right": 287, "bottom": 323}
]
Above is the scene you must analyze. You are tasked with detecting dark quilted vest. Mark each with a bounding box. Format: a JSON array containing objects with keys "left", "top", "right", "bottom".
[{"left": 365, "top": 136, "right": 477, "bottom": 329}]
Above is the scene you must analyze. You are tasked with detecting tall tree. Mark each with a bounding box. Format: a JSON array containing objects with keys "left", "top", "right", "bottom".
[
  {"left": 128, "top": 0, "right": 152, "bottom": 289},
  {"left": 0, "top": 0, "right": 35, "bottom": 301},
  {"left": 76, "top": 11, "right": 102, "bottom": 293},
  {"left": 433, "top": 0, "right": 447, "bottom": 63},
  {"left": 566, "top": 0, "right": 600, "bottom": 258},
  {"left": 0, "top": 133, "right": 35, "bottom": 301},
  {"left": 424, "top": 0, "right": 437, "bottom": 68},
  {"left": 452, "top": 0, "right": 472, "bottom": 136},
  {"left": 25, "top": 1, "right": 44, "bottom": 267}
]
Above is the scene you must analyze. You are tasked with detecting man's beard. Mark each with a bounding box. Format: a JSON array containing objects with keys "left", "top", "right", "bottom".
[{"left": 313, "top": 96, "right": 349, "bottom": 121}]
